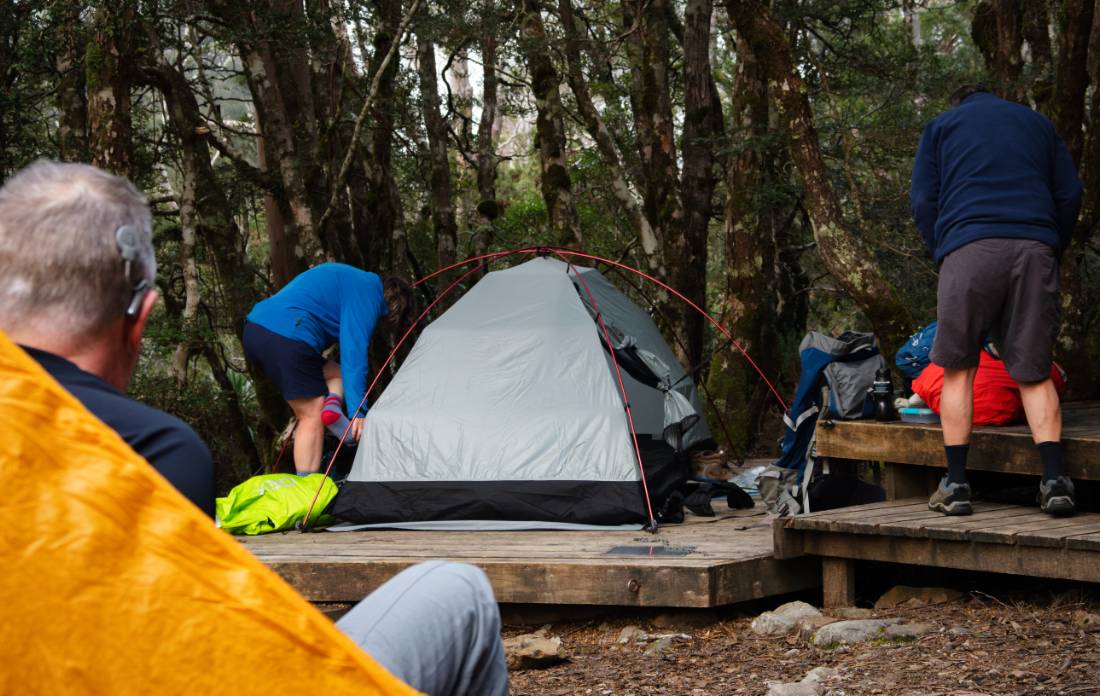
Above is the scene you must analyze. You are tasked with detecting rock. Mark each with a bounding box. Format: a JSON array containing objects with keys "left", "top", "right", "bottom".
[
  {"left": 752, "top": 601, "right": 823, "bottom": 636},
  {"left": 1072, "top": 610, "right": 1100, "bottom": 626},
  {"left": 650, "top": 609, "right": 718, "bottom": 629},
  {"left": 765, "top": 682, "right": 819, "bottom": 696},
  {"left": 617, "top": 625, "right": 648, "bottom": 644},
  {"left": 883, "top": 622, "right": 937, "bottom": 640},
  {"left": 874, "top": 585, "right": 963, "bottom": 610},
  {"left": 796, "top": 615, "right": 837, "bottom": 641},
  {"left": 834, "top": 606, "right": 874, "bottom": 620},
  {"left": 803, "top": 666, "right": 839, "bottom": 683},
  {"left": 503, "top": 633, "right": 567, "bottom": 670},
  {"left": 764, "top": 666, "right": 839, "bottom": 696},
  {"left": 812, "top": 619, "right": 902, "bottom": 646},
  {"left": 644, "top": 636, "right": 674, "bottom": 656}
]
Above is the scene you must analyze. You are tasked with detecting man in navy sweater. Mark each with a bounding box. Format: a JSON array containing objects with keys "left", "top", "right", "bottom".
[{"left": 911, "top": 84, "right": 1082, "bottom": 516}]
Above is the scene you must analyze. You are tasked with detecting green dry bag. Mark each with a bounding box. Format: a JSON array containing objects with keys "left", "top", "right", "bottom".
[{"left": 216, "top": 473, "right": 338, "bottom": 535}]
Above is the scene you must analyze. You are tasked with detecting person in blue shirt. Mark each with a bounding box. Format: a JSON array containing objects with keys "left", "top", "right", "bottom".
[
  {"left": 911, "top": 84, "right": 1083, "bottom": 517},
  {"left": 243, "top": 264, "right": 413, "bottom": 474}
]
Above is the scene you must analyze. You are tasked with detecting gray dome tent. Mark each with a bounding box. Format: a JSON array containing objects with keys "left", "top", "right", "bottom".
[{"left": 330, "top": 257, "right": 712, "bottom": 529}]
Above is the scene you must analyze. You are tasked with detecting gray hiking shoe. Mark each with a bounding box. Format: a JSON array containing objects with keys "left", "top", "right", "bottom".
[
  {"left": 1039, "top": 476, "right": 1076, "bottom": 517},
  {"left": 929, "top": 477, "right": 973, "bottom": 516}
]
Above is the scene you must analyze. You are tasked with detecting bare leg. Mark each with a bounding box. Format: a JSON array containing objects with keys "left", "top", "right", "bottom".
[
  {"left": 288, "top": 395, "right": 325, "bottom": 473},
  {"left": 940, "top": 367, "right": 978, "bottom": 446},
  {"left": 323, "top": 360, "right": 343, "bottom": 399},
  {"left": 1019, "top": 377, "right": 1061, "bottom": 443}
]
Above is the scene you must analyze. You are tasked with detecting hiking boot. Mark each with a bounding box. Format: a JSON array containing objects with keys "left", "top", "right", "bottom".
[
  {"left": 1039, "top": 476, "right": 1076, "bottom": 517},
  {"left": 928, "top": 477, "right": 972, "bottom": 516}
]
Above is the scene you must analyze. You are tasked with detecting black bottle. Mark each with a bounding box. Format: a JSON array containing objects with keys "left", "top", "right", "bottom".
[{"left": 872, "top": 367, "right": 897, "bottom": 421}]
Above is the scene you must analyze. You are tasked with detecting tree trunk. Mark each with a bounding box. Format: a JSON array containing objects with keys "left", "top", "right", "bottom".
[
  {"left": 1050, "top": 0, "right": 1093, "bottom": 163},
  {"left": 558, "top": 0, "right": 660, "bottom": 265},
  {"left": 54, "top": 0, "right": 87, "bottom": 162},
  {"left": 473, "top": 19, "right": 500, "bottom": 266},
  {"left": 520, "top": 0, "right": 581, "bottom": 247},
  {"left": 1050, "top": 1, "right": 1100, "bottom": 398},
  {"left": 416, "top": 26, "right": 460, "bottom": 277},
  {"left": 141, "top": 58, "right": 275, "bottom": 464},
  {"left": 677, "top": 0, "right": 720, "bottom": 368},
  {"left": 1022, "top": 0, "right": 1053, "bottom": 109},
  {"left": 86, "top": 0, "right": 135, "bottom": 175},
  {"left": 204, "top": 0, "right": 329, "bottom": 273},
  {"left": 971, "top": 0, "right": 1027, "bottom": 103},
  {"left": 727, "top": 0, "right": 913, "bottom": 357},
  {"left": 706, "top": 30, "right": 798, "bottom": 456},
  {"left": 357, "top": 0, "right": 403, "bottom": 271}
]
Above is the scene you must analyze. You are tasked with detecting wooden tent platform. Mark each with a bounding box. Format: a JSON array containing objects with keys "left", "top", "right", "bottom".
[
  {"left": 775, "top": 498, "right": 1100, "bottom": 606},
  {"left": 239, "top": 505, "right": 820, "bottom": 608},
  {"left": 776, "top": 401, "right": 1100, "bottom": 606},
  {"left": 816, "top": 401, "right": 1100, "bottom": 497}
]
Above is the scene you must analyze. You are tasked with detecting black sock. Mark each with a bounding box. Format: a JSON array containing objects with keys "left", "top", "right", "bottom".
[
  {"left": 945, "top": 444, "right": 969, "bottom": 484},
  {"left": 1037, "top": 441, "right": 1064, "bottom": 482}
]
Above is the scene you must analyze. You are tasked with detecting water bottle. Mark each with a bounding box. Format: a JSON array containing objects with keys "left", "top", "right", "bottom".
[{"left": 872, "top": 367, "right": 897, "bottom": 421}]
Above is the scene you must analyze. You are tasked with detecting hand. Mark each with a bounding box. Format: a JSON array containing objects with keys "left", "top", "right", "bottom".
[{"left": 351, "top": 417, "right": 366, "bottom": 442}]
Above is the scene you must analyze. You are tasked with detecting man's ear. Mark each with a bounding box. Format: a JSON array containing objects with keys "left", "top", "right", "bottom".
[{"left": 127, "top": 289, "right": 159, "bottom": 354}]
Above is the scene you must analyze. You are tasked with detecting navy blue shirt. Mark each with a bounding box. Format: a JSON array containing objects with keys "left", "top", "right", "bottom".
[
  {"left": 25, "top": 346, "right": 215, "bottom": 517},
  {"left": 910, "top": 92, "right": 1083, "bottom": 262}
]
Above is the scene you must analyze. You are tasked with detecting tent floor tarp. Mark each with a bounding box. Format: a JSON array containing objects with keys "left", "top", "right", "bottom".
[{"left": 237, "top": 501, "right": 821, "bottom": 608}]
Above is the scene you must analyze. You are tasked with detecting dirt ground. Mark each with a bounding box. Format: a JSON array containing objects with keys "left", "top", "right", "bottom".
[{"left": 504, "top": 588, "right": 1100, "bottom": 695}]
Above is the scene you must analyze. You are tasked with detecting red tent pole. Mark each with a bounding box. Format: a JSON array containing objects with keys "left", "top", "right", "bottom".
[{"left": 554, "top": 251, "right": 659, "bottom": 532}]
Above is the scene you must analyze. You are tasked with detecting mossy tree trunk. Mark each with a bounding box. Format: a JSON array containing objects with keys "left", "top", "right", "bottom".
[{"left": 727, "top": 0, "right": 913, "bottom": 359}]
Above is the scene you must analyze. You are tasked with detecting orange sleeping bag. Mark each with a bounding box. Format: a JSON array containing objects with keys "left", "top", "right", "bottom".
[
  {"left": 0, "top": 329, "right": 418, "bottom": 696},
  {"left": 913, "top": 350, "right": 1066, "bottom": 426}
]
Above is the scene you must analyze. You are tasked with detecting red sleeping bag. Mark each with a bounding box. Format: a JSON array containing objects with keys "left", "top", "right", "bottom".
[{"left": 913, "top": 351, "right": 1067, "bottom": 426}]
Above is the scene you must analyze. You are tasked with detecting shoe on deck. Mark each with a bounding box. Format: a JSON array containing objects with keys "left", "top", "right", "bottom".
[
  {"left": 1039, "top": 476, "right": 1076, "bottom": 517},
  {"left": 929, "top": 477, "right": 972, "bottom": 516}
]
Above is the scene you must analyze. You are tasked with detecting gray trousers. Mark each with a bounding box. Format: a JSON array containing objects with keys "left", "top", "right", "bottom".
[{"left": 336, "top": 561, "right": 509, "bottom": 696}]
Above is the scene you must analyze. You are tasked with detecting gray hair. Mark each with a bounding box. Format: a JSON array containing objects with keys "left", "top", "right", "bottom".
[{"left": 0, "top": 160, "right": 156, "bottom": 340}]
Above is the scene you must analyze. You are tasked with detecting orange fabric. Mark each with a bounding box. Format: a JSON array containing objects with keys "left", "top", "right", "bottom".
[
  {"left": 0, "top": 331, "right": 419, "bottom": 696},
  {"left": 913, "top": 350, "right": 1067, "bottom": 425}
]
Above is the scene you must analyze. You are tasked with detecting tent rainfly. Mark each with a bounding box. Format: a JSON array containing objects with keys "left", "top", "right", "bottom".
[{"left": 330, "top": 257, "right": 713, "bottom": 529}]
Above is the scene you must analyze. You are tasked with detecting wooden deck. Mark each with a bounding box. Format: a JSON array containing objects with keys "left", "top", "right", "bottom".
[
  {"left": 775, "top": 498, "right": 1100, "bottom": 606},
  {"left": 239, "top": 505, "right": 820, "bottom": 608},
  {"left": 816, "top": 401, "right": 1100, "bottom": 486}
]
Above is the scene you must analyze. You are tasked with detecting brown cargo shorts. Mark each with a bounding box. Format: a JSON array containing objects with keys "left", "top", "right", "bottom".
[{"left": 930, "top": 237, "right": 1060, "bottom": 383}]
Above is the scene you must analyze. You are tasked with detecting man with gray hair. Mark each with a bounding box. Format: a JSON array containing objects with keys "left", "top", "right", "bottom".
[{"left": 0, "top": 160, "right": 214, "bottom": 516}]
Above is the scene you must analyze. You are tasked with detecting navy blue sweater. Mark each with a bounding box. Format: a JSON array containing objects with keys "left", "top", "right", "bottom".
[{"left": 910, "top": 92, "right": 1083, "bottom": 262}]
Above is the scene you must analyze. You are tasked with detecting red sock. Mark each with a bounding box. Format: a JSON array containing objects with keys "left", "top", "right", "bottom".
[{"left": 321, "top": 394, "right": 344, "bottom": 426}]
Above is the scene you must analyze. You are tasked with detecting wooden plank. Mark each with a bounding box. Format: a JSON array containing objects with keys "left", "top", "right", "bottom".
[
  {"left": 884, "top": 464, "right": 939, "bottom": 500},
  {"left": 881, "top": 505, "right": 1037, "bottom": 540},
  {"left": 1064, "top": 532, "right": 1100, "bottom": 552},
  {"left": 815, "top": 404, "right": 1100, "bottom": 480},
  {"left": 241, "top": 511, "right": 823, "bottom": 607},
  {"left": 1015, "top": 518, "right": 1100, "bottom": 548},
  {"left": 794, "top": 530, "right": 1100, "bottom": 584},
  {"left": 966, "top": 516, "right": 1097, "bottom": 545},
  {"left": 822, "top": 558, "right": 855, "bottom": 609}
]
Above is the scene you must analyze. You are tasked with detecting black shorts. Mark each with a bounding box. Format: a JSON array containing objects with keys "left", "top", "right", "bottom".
[
  {"left": 242, "top": 321, "right": 328, "bottom": 401},
  {"left": 931, "top": 238, "right": 1060, "bottom": 383}
]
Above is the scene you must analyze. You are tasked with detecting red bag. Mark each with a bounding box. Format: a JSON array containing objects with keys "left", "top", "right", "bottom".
[{"left": 913, "top": 351, "right": 1067, "bottom": 426}]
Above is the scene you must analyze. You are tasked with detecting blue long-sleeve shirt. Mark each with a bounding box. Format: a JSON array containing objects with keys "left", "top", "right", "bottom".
[
  {"left": 910, "top": 91, "right": 1083, "bottom": 262},
  {"left": 247, "top": 264, "right": 387, "bottom": 418}
]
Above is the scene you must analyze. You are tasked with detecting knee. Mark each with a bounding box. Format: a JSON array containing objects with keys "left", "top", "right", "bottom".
[{"left": 425, "top": 562, "right": 499, "bottom": 621}]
